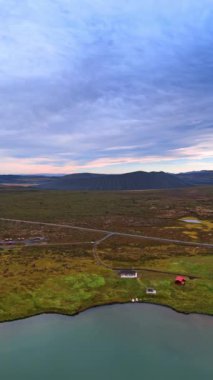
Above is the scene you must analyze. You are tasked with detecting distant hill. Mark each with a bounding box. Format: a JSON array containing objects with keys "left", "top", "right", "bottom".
[
  {"left": 0, "top": 175, "right": 49, "bottom": 187},
  {"left": 0, "top": 170, "right": 212, "bottom": 191},
  {"left": 176, "top": 170, "right": 213, "bottom": 185},
  {"left": 40, "top": 171, "right": 187, "bottom": 190}
]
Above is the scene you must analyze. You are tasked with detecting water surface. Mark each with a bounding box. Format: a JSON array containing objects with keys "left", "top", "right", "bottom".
[
  {"left": 181, "top": 218, "right": 201, "bottom": 224},
  {"left": 0, "top": 304, "right": 212, "bottom": 379}
]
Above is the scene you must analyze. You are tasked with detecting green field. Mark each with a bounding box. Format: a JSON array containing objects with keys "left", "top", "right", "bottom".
[{"left": 0, "top": 186, "right": 212, "bottom": 321}]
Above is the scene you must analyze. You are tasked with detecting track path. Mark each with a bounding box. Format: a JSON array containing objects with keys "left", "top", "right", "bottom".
[
  {"left": 1, "top": 217, "right": 210, "bottom": 279},
  {"left": 0, "top": 217, "right": 213, "bottom": 248},
  {"left": 92, "top": 233, "right": 201, "bottom": 279}
]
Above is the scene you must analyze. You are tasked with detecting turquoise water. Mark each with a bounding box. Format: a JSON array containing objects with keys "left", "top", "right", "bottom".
[{"left": 0, "top": 304, "right": 212, "bottom": 379}]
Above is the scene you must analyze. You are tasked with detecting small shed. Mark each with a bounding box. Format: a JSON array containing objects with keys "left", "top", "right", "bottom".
[
  {"left": 119, "top": 270, "right": 138, "bottom": 279},
  {"left": 146, "top": 288, "right": 157, "bottom": 295},
  {"left": 175, "top": 276, "right": 186, "bottom": 285}
]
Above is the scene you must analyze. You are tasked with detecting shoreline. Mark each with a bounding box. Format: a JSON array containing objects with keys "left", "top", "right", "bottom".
[{"left": 0, "top": 300, "right": 212, "bottom": 325}]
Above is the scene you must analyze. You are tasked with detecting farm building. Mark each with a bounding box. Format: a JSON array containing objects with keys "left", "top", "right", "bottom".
[
  {"left": 175, "top": 276, "right": 186, "bottom": 285},
  {"left": 146, "top": 288, "right": 157, "bottom": 295},
  {"left": 119, "top": 270, "right": 138, "bottom": 279}
]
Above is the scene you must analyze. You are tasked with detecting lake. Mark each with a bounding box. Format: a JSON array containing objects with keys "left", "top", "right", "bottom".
[
  {"left": 0, "top": 304, "right": 213, "bottom": 379},
  {"left": 181, "top": 218, "right": 201, "bottom": 224}
]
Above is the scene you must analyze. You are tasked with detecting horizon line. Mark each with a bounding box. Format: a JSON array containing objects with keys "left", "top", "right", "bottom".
[{"left": 0, "top": 169, "right": 211, "bottom": 176}]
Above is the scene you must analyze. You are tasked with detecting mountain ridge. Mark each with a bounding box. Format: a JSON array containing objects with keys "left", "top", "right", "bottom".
[{"left": 0, "top": 170, "right": 212, "bottom": 190}]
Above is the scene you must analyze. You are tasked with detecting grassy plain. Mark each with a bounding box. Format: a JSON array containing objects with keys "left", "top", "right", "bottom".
[{"left": 0, "top": 186, "right": 212, "bottom": 321}]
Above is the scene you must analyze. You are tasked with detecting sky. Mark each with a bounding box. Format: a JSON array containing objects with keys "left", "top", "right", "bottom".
[{"left": 0, "top": 0, "right": 213, "bottom": 174}]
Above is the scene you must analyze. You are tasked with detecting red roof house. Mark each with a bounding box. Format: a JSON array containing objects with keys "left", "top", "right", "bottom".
[{"left": 175, "top": 276, "right": 186, "bottom": 285}]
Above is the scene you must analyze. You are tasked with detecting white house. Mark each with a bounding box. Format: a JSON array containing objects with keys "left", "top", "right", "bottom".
[
  {"left": 146, "top": 288, "right": 157, "bottom": 295},
  {"left": 120, "top": 270, "right": 138, "bottom": 279}
]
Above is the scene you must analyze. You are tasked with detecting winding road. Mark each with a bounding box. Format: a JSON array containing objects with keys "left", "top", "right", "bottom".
[
  {"left": 0, "top": 217, "right": 213, "bottom": 248},
  {"left": 1, "top": 217, "right": 212, "bottom": 279}
]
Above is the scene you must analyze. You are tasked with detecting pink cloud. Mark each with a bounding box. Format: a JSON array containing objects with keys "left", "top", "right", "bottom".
[{"left": 1, "top": 137, "right": 212, "bottom": 175}]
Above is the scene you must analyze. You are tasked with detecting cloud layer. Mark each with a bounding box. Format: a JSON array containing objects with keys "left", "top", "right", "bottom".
[{"left": 0, "top": 0, "right": 213, "bottom": 173}]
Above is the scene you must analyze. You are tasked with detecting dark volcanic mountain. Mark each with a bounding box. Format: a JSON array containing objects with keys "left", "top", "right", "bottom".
[
  {"left": 40, "top": 171, "right": 187, "bottom": 190},
  {"left": 0, "top": 170, "right": 212, "bottom": 190},
  {"left": 176, "top": 170, "right": 213, "bottom": 185}
]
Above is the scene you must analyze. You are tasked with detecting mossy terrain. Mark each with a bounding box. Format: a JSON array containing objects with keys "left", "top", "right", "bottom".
[{"left": 0, "top": 186, "right": 212, "bottom": 321}]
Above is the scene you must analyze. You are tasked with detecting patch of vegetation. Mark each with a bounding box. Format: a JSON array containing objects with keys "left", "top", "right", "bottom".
[{"left": 0, "top": 186, "right": 212, "bottom": 321}]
